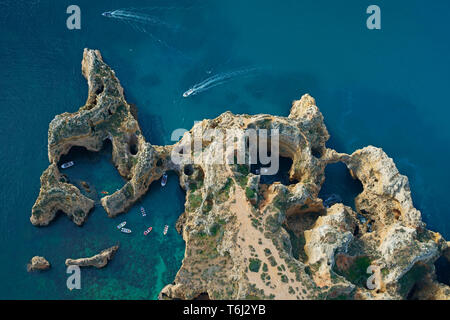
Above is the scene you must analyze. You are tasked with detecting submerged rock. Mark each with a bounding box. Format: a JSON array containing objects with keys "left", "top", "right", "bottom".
[
  {"left": 27, "top": 256, "right": 50, "bottom": 272},
  {"left": 323, "top": 194, "right": 343, "bottom": 208},
  {"left": 80, "top": 181, "right": 91, "bottom": 193},
  {"left": 32, "top": 49, "right": 449, "bottom": 300},
  {"left": 65, "top": 245, "right": 119, "bottom": 268}
]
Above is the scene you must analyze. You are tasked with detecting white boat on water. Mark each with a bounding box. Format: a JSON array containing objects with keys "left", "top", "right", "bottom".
[
  {"left": 161, "top": 173, "right": 168, "bottom": 187},
  {"left": 183, "top": 88, "right": 195, "bottom": 98},
  {"left": 61, "top": 161, "right": 74, "bottom": 169},
  {"left": 140, "top": 206, "right": 146, "bottom": 217},
  {"left": 120, "top": 228, "right": 132, "bottom": 234},
  {"left": 163, "top": 225, "right": 169, "bottom": 235},
  {"left": 117, "top": 221, "right": 126, "bottom": 229}
]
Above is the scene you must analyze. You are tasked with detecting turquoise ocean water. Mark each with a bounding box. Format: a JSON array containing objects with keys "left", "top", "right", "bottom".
[{"left": 0, "top": 0, "right": 449, "bottom": 299}]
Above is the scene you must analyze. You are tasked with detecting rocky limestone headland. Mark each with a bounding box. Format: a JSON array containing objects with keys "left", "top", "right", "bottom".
[
  {"left": 32, "top": 49, "right": 449, "bottom": 300},
  {"left": 27, "top": 256, "right": 50, "bottom": 272},
  {"left": 65, "top": 245, "right": 119, "bottom": 268}
]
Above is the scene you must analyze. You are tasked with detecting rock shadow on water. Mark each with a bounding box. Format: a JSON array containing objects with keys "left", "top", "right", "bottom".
[
  {"left": 139, "top": 73, "right": 162, "bottom": 88},
  {"left": 251, "top": 156, "right": 298, "bottom": 186},
  {"left": 318, "top": 162, "right": 363, "bottom": 211},
  {"left": 137, "top": 111, "right": 167, "bottom": 146},
  {"left": 435, "top": 256, "right": 450, "bottom": 286}
]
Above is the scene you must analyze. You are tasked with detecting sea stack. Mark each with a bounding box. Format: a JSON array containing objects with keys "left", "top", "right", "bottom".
[
  {"left": 65, "top": 246, "right": 119, "bottom": 269},
  {"left": 27, "top": 256, "right": 50, "bottom": 272}
]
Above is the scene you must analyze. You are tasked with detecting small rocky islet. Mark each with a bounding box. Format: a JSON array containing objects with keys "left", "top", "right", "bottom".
[
  {"left": 30, "top": 49, "right": 450, "bottom": 300},
  {"left": 27, "top": 256, "right": 51, "bottom": 272},
  {"left": 65, "top": 246, "right": 119, "bottom": 269}
]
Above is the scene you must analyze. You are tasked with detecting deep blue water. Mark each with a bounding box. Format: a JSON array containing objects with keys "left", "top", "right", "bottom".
[{"left": 0, "top": 0, "right": 449, "bottom": 299}]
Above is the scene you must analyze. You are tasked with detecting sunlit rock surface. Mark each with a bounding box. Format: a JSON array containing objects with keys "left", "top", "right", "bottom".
[
  {"left": 27, "top": 256, "right": 50, "bottom": 272},
  {"left": 65, "top": 245, "right": 119, "bottom": 269},
  {"left": 31, "top": 164, "right": 94, "bottom": 226},
  {"left": 32, "top": 49, "right": 449, "bottom": 300}
]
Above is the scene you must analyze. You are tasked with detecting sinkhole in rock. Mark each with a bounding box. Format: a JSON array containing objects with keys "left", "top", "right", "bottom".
[
  {"left": 318, "top": 162, "right": 363, "bottom": 210},
  {"left": 250, "top": 156, "right": 297, "bottom": 186},
  {"left": 129, "top": 134, "right": 139, "bottom": 155},
  {"left": 283, "top": 211, "right": 323, "bottom": 262},
  {"left": 183, "top": 164, "right": 194, "bottom": 176},
  {"left": 311, "top": 146, "right": 323, "bottom": 159}
]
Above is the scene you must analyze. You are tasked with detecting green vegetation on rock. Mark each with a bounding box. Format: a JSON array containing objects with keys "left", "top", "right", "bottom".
[
  {"left": 245, "top": 187, "right": 256, "bottom": 199},
  {"left": 188, "top": 193, "right": 202, "bottom": 211},
  {"left": 334, "top": 256, "right": 371, "bottom": 287},
  {"left": 249, "top": 258, "right": 262, "bottom": 272}
]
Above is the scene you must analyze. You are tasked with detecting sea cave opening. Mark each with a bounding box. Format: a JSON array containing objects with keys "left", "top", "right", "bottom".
[
  {"left": 318, "top": 162, "right": 363, "bottom": 210},
  {"left": 129, "top": 134, "right": 139, "bottom": 155}
]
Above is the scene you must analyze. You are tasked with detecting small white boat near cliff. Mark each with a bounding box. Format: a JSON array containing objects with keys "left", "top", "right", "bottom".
[
  {"left": 61, "top": 161, "right": 74, "bottom": 169},
  {"left": 161, "top": 173, "right": 168, "bottom": 187}
]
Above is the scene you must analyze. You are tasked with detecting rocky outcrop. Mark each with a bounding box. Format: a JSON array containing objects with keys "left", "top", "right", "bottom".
[
  {"left": 27, "top": 256, "right": 50, "bottom": 272},
  {"left": 345, "top": 146, "right": 423, "bottom": 229},
  {"left": 31, "top": 49, "right": 169, "bottom": 225},
  {"left": 31, "top": 164, "right": 94, "bottom": 226},
  {"left": 304, "top": 204, "right": 357, "bottom": 267},
  {"left": 65, "top": 245, "right": 119, "bottom": 268},
  {"left": 33, "top": 49, "right": 449, "bottom": 300}
]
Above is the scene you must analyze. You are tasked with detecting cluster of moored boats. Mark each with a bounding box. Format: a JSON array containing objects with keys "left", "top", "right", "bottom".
[
  {"left": 116, "top": 205, "right": 169, "bottom": 236},
  {"left": 116, "top": 216, "right": 169, "bottom": 236},
  {"left": 117, "top": 221, "right": 131, "bottom": 234}
]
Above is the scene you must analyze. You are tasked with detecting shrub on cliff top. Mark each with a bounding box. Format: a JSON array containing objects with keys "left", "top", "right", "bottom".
[
  {"left": 188, "top": 193, "right": 202, "bottom": 211},
  {"left": 236, "top": 164, "right": 249, "bottom": 176},
  {"left": 245, "top": 187, "right": 256, "bottom": 199},
  {"left": 216, "top": 178, "right": 233, "bottom": 203},
  {"left": 249, "top": 258, "right": 262, "bottom": 272},
  {"left": 334, "top": 256, "right": 371, "bottom": 287}
]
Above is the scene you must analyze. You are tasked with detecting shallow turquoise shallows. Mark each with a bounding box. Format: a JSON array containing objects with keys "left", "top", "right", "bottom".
[{"left": 0, "top": 0, "right": 449, "bottom": 299}]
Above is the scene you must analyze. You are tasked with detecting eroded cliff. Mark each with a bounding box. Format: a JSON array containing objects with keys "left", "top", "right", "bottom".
[{"left": 32, "top": 49, "right": 449, "bottom": 300}]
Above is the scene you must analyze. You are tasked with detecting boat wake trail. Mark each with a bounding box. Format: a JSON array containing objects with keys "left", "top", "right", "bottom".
[
  {"left": 102, "top": 9, "right": 180, "bottom": 32},
  {"left": 101, "top": 8, "right": 189, "bottom": 59},
  {"left": 183, "top": 67, "right": 263, "bottom": 98},
  {"left": 123, "top": 1, "right": 206, "bottom": 13}
]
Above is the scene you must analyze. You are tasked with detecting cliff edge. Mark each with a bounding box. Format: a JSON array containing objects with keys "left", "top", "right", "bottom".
[{"left": 31, "top": 49, "right": 449, "bottom": 300}]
